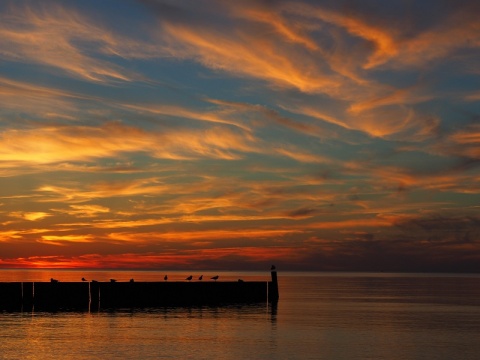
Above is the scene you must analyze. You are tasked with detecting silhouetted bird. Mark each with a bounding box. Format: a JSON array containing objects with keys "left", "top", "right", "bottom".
[
  {"left": 186, "top": 275, "right": 193, "bottom": 281},
  {"left": 271, "top": 265, "right": 276, "bottom": 270},
  {"left": 82, "top": 277, "right": 87, "bottom": 282},
  {"left": 238, "top": 279, "right": 244, "bottom": 282},
  {"left": 198, "top": 275, "right": 203, "bottom": 281},
  {"left": 91, "top": 280, "right": 98, "bottom": 283},
  {"left": 50, "top": 278, "right": 58, "bottom": 283},
  {"left": 164, "top": 275, "right": 168, "bottom": 281},
  {"left": 129, "top": 278, "right": 134, "bottom": 283},
  {"left": 110, "top": 279, "right": 117, "bottom": 283},
  {"left": 211, "top": 275, "right": 219, "bottom": 282}
]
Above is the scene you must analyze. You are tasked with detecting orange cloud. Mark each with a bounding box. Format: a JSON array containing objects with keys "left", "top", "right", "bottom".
[
  {"left": 348, "top": 86, "right": 433, "bottom": 114},
  {"left": 285, "top": 104, "right": 352, "bottom": 130},
  {"left": 0, "top": 230, "right": 22, "bottom": 241},
  {"left": 0, "top": 4, "right": 145, "bottom": 82},
  {"left": 39, "top": 234, "right": 95, "bottom": 245},
  {"left": 124, "top": 103, "right": 252, "bottom": 132},
  {"left": 36, "top": 178, "right": 173, "bottom": 204},
  {"left": 59, "top": 205, "right": 110, "bottom": 218},
  {"left": 0, "top": 77, "right": 91, "bottom": 121},
  {"left": 158, "top": 17, "right": 341, "bottom": 94},
  {"left": 308, "top": 216, "right": 393, "bottom": 230},
  {"left": 107, "top": 229, "right": 301, "bottom": 243},
  {"left": 9, "top": 211, "right": 51, "bottom": 221},
  {"left": 232, "top": 3, "right": 319, "bottom": 51},
  {"left": 274, "top": 147, "right": 332, "bottom": 164},
  {"left": 0, "top": 122, "right": 258, "bottom": 165},
  {"left": 284, "top": 2, "right": 398, "bottom": 69},
  {"left": 450, "top": 125, "right": 480, "bottom": 144},
  {"left": 288, "top": 92, "right": 441, "bottom": 139},
  {"left": 398, "top": 8, "right": 480, "bottom": 67},
  {"left": 0, "top": 246, "right": 304, "bottom": 269}
]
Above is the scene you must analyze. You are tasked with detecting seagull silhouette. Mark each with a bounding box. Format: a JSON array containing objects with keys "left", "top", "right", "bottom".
[
  {"left": 186, "top": 275, "right": 193, "bottom": 281},
  {"left": 81, "top": 277, "right": 87, "bottom": 282},
  {"left": 129, "top": 278, "right": 134, "bottom": 283},
  {"left": 198, "top": 275, "right": 203, "bottom": 281},
  {"left": 271, "top": 265, "right": 276, "bottom": 270},
  {"left": 211, "top": 275, "right": 219, "bottom": 282},
  {"left": 164, "top": 275, "right": 168, "bottom": 281},
  {"left": 110, "top": 279, "right": 117, "bottom": 283},
  {"left": 50, "top": 278, "right": 58, "bottom": 283}
]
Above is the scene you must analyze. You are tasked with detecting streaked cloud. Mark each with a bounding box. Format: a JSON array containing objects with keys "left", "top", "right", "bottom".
[
  {"left": 0, "top": 2, "right": 147, "bottom": 82},
  {"left": 40, "top": 234, "right": 95, "bottom": 245},
  {"left": 0, "top": 121, "right": 258, "bottom": 165},
  {"left": 9, "top": 212, "right": 51, "bottom": 221}
]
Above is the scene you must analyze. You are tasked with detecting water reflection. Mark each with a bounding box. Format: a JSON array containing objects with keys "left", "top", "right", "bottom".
[
  {"left": 2, "top": 272, "right": 480, "bottom": 360},
  {"left": 18, "top": 302, "right": 276, "bottom": 320}
]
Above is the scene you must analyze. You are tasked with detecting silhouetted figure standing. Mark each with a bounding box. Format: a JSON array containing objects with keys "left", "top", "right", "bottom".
[
  {"left": 130, "top": 278, "right": 134, "bottom": 283},
  {"left": 211, "top": 275, "right": 219, "bottom": 282},
  {"left": 186, "top": 275, "right": 193, "bottom": 281},
  {"left": 198, "top": 275, "right": 203, "bottom": 281},
  {"left": 164, "top": 275, "right": 168, "bottom": 281},
  {"left": 82, "top": 277, "right": 87, "bottom": 282}
]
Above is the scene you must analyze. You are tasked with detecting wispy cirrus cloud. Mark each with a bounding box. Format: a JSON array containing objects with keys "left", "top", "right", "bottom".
[
  {"left": 0, "top": 2, "right": 149, "bottom": 82},
  {"left": 124, "top": 103, "right": 253, "bottom": 132},
  {"left": 9, "top": 212, "right": 51, "bottom": 221},
  {"left": 447, "top": 124, "right": 480, "bottom": 159},
  {"left": 107, "top": 228, "right": 301, "bottom": 244},
  {"left": 39, "top": 234, "right": 95, "bottom": 245},
  {"left": 54, "top": 205, "right": 110, "bottom": 218},
  {"left": 0, "top": 77, "right": 83, "bottom": 120},
  {"left": 283, "top": 1, "right": 399, "bottom": 70},
  {"left": 0, "top": 121, "right": 258, "bottom": 165},
  {"left": 147, "top": 1, "right": 345, "bottom": 95}
]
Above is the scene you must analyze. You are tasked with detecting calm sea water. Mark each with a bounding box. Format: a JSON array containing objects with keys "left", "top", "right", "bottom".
[{"left": 1, "top": 270, "right": 479, "bottom": 360}]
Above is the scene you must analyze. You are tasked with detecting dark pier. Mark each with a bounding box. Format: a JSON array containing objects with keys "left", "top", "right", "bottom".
[{"left": 0, "top": 268, "right": 279, "bottom": 311}]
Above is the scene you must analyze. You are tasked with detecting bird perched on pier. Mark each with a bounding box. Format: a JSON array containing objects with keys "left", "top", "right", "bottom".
[
  {"left": 110, "top": 279, "right": 117, "bottom": 283},
  {"left": 271, "top": 265, "right": 276, "bottom": 270},
  {"left": 186, "top": 275, "right": 193, "bottom": 281},
  {"left": 211, "top": 275, "right": 219, "bottom": 282},
  {"left": 81, "top": 277, "right": 87, "bottom": 282},
  {"left": 91, "top": 280, "right": 98, "bottom": 283},
  {"left": 130, "top": 278, "right": 134, "bottom": 283},
  {"left": 198, "top": 275, "right": 203, "bottom": 281},
  {"left": 164, "top": 275, "right": 168, "bottom": 281},
  {"left": 50, "top": 278, "right": 58, "bottom": 283}
]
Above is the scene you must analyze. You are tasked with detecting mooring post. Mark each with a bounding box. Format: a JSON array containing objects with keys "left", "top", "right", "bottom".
[
  {"left": 269, "top": 265, "right": 279, "bottom": 302},
  {"left": 88, "top": 281, "right": 91, "bottom": 312}
]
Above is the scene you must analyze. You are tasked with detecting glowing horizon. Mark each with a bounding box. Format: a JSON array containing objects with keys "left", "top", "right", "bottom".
[{"left": 1, "top": 0, "right": 479, "bottom": 272}]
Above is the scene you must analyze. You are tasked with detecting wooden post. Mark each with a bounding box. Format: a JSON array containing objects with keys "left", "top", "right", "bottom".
[{"left": 269, "top": 265, "right": 279, "bottom": 302}]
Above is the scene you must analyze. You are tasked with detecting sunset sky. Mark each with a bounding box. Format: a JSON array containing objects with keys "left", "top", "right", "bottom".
[{"left": 0, "top": 0, "right": 479, "bottom": 271}]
